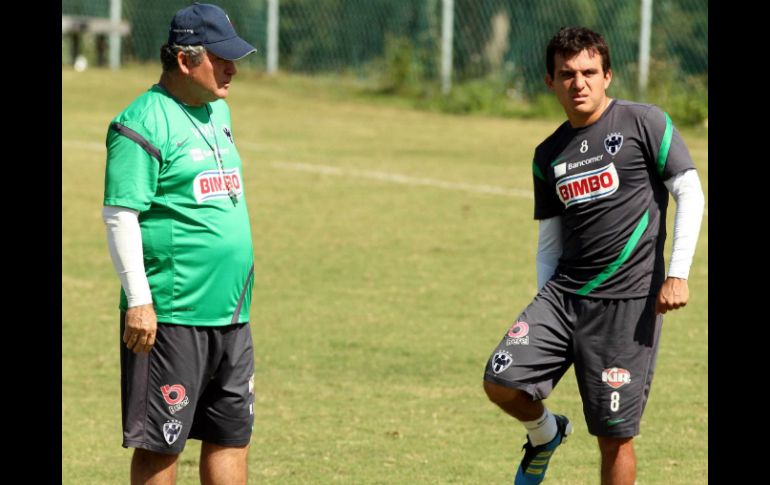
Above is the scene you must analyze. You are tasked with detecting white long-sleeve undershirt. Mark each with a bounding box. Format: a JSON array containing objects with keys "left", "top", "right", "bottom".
[
  {"left": 536, "top": 216, "right": 563, "bottom": 290},
  {"left": 535, "top": 169, "right": 705, "bottom": 290},
  {"left": 102, "top": 205, "right": 153, "bottom": 307},
  {"left": 663, "top": 169, "right": 705, "bottom": 279}
]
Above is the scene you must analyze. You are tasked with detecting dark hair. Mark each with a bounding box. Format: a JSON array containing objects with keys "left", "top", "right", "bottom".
[{"left": 546, "top": 27, "right": 611, "bottom": 78}]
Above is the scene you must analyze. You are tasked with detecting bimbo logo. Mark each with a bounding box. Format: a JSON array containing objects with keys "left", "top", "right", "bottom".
[
  {"left": 602, "top": 367, "right": 631, "bottom": 389},
  {"left": 193, "top": 168, "right": 243, "bottom": 203},
  {"left": 556, "top": 163, "right": 619, "bottom": 207}
]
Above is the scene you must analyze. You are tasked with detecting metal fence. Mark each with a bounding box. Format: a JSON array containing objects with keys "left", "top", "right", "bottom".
[{"left": 63, "top": 0, "right": 707, "bottom": 106}]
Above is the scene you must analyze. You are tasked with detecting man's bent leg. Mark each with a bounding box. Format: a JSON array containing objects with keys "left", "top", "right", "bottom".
[
  {"left": 484, "top": 381, "right": 572, "bottom": 485},
  {"left": 131, "top": 449, "right": 178, "bottom": 485},
  {"left": 199, "top": 442, "right": 249, "bottom": 485},
  {"left": 597, "top": 436, "right": 635, "bottom": 485},
  {"left": 483, "top": 380, "right": 544, "bottom": 420},
  {"left": 482, "top": 284, "right": 576, "bottom": 484}
]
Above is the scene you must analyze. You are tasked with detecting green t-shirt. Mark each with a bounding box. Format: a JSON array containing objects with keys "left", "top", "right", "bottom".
[{"left": 104, "top": 84, "right": 254, "bottom": 326}]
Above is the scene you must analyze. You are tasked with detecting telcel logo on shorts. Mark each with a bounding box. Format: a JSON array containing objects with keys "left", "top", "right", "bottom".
[
  {"left": 506, "top": 321, "right": 530, "bottom": 345},
  {"left": 161, "top": 384, "right": 190, "bottom": 415},
  {"left": 556, "top": 163, "right": 619, "bottom": 207},
  {"left": 602, "top": 367, "right": 631, "bottom": 389}
]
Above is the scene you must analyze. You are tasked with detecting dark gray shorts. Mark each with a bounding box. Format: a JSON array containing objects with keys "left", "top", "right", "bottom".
[
  {"left": 120, "top": 314, "right": 255, "bottom": 454},
  {"left": 483, "top": 281, "right": 662, "bottom": 437}
]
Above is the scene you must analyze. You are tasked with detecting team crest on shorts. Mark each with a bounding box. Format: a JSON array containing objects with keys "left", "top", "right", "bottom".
[
  {"left": 162, "top": 419, "right": 184, "bottom": 446},
  {"left": 491, "top": 351, "right": 514, "bottom": 374},
  {"left": 604, "top": 132, "right": 624, "bottom": 156}
]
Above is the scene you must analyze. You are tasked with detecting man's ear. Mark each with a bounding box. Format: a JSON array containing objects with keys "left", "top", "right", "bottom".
[
  {"left": 544, "top": 73, "right": 554, "bottom": 91},
  {"left": 176, "top": 51, "right": 191, "bottom": 75}
]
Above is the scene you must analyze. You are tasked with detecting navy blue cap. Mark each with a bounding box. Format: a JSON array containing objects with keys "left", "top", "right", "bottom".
[{"left": 168, "top": 3, "right": 256, "bottom": 60}]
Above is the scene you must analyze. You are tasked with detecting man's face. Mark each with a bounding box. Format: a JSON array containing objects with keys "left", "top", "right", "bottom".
[
  {"left": 545, "top": 49, "right": 612, "bottom": 127},
  {"left": 186, "top": 51, "right": 237, "bottom": 104}
]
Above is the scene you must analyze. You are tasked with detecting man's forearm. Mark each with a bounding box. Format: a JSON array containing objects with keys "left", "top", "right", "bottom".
[
  {"left": 664, "top": 169, "right": 705, "bottom": 279},
  {"left": 102, "top": 205, "right": 153, "bottom": 307}
]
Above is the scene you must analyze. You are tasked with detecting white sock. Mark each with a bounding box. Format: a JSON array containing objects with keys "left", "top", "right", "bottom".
[{"left": 522, "top": 408, "right": 558, "bottom": 446}]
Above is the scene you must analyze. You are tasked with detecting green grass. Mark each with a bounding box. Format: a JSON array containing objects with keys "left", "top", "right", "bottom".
[{"left": 62, "top": 64, "right": 707, "bottom": 484}]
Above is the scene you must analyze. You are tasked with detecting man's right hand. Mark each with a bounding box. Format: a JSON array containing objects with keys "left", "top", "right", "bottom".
[
  {"left": 655, "top": 277, "right": 689, "bottom": 315},
  {"left": 123, "top": 303, "right": 157, "bottom": 353}
]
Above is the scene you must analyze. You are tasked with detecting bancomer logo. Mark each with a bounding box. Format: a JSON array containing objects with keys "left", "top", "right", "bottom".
[
  {"left": 193, "top": 168, "right": 243, "bottom": 203},
  {"left": 556, "top": 163, "right": 619, "bottom": 207}
]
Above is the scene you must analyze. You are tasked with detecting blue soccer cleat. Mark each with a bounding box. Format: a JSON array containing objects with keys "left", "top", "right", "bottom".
[{"left": 514, "top": 414, "right": 573, "bottom": 484}]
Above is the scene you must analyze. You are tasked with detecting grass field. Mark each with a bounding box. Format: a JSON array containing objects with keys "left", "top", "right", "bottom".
[{"left": 62, "top": 64, "right": 707, "bottom": 484}]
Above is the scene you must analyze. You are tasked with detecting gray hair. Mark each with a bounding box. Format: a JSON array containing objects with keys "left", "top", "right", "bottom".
[{"left": 160, "top": 44, "right": 207, "bottom": 71}]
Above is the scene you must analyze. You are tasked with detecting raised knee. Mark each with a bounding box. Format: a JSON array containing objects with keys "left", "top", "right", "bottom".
[{"left": 483, "top": 380, "right": 523, "bottom": 405}]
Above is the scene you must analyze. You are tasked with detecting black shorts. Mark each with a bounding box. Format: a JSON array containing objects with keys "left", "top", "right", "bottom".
[
  {"left": 120, "top": 314, "right": 255, "bottom": 454},
  {"left": 483, "top": 281, "right": 662, "bottom": 437}
]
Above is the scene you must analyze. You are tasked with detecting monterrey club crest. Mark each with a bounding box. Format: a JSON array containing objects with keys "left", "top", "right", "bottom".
[
  {"left": 163, "top": 419, "right": 183, "bottom": 446},
  {"left": 491, "top": 351, "right": 514, "bottom": 374},
  {"left": 604, "top": 132, "right": 623, "bottom": 156},
  {"left": 222, "top": 126, "right": 234, "bottom": 144}
]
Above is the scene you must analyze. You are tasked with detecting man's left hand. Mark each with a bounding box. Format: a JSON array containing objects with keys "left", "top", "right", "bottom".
[{"left": 656, "top": 277, "right": 689, "bottom": 315}]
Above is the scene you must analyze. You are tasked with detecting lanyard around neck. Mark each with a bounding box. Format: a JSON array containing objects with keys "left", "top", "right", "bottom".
[{"left": 158, "top": 84, "right": 239, "bottom": 206}]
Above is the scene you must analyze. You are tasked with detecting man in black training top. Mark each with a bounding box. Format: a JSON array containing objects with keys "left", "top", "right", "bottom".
[{"left": 483, "top": 27, "right": 704, "bottom": 485}]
